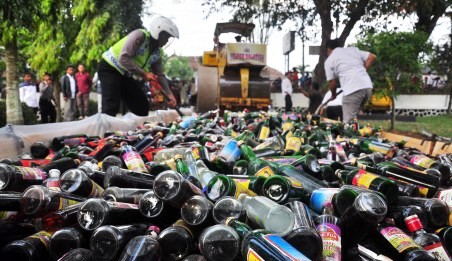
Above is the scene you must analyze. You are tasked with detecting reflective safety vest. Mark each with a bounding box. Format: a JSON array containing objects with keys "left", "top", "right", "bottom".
[{"left": 102, "top": 29, "right": 161, "bottom": 76}]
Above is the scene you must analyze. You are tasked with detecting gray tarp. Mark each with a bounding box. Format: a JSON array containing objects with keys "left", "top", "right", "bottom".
[{"left": 0, "top": 109, "right": 189, "bottom": 159}]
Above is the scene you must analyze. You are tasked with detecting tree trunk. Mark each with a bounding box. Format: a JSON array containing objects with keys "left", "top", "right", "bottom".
[
  {"left": 312, "top": 0, "right": 333, "bottom": 85},
  {"left": 4, "top": 37, "right": 24, "bottom": 125},
  {"left": 414, "top": 0, "right": 448, "bottom": 37}
]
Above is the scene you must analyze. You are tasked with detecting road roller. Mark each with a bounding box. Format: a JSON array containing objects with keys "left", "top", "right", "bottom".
[{"left": 196, "top": 22, "right": 271, "bottom": 113}]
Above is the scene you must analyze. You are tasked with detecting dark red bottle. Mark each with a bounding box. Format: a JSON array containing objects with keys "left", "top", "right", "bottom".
[
  {"left": 48, "top": 227, "right": 87, "bottom": 260},
  {"left": 0, "top": 230, "right": 54, "bottom": 261},
  {"left": 0, "top": 163, "right": 47, "bottom": 192}
]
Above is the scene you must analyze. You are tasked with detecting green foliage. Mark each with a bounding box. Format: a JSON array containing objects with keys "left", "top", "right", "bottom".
[
  {"left": 0, "top": 100, "right": 37, "bottom": 127},
  {"left": 356, "top": 31, "right": 433, "bottom": 97},
  {"left": 164, "top": 56, "right": 194, "bottom": 81},
  {"left": 431, "top": 42, "right": 452, "bottom": 76}
]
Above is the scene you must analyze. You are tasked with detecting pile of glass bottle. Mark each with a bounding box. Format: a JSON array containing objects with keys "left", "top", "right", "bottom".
[{"left": 0, "top": 109, "right": 452, "bottom": 261}]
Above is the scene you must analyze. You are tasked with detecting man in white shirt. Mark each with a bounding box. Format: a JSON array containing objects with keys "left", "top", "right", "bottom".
[
  {"left": 19, "top": 72, "right": 38, "bottom": 114},
  {"left": 60, "top": 65, "right": 78, "bottom": 121},
  {"left": 281, "top": 72, "right": 293, "bottom": 112},
  {"left": 324, "top": 39, "right": 376, "bottom": 122}
]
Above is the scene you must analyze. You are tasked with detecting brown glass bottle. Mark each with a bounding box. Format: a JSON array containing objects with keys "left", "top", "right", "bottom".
[
  {"left": 59, "top": 169, "right": 104, "bottom": 197},
  {"left": 104, "top": 166, "right": 154, "bottom": 189},
  {"left": 157, "top": 220, "right": 195, "bottom": 261},
  {"left": 397, "top": 196, "right": 450, "bottom": 228},
  {"left": 49, "top": 227, "right": 87, "bottom": 260},
  {"left": 0, "top": 163, "right": 47, "bottom": 192},
  {"left": 0, "top": 191, "right": 22, "bottom": 211},
  {"left": 0, "top": 230, "right": 54, "bottom": 261},
  {"left": 102, "top": 187, "right": 150, "bottom": 204}
]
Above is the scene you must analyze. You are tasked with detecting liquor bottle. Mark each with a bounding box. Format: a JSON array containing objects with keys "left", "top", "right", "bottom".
[
  {"left": 182, "top": 255, "right": 206, "bottom": 261},
  {"left": 153, "top": 170, "right": 204, "bottom": 208},
  {"left": 39, "top": 157, "right": 80, "bottom": 174},
  {"left": 330, "top": 185, "right": 360, "bottom": 217},
  {"left": 133, "top": 132, "right": 163, "bottom": 154},
  {"left": 58, "top": 248, "right": 94, "bottom": 261},
  {"left": 0, "top": 222, "right": 37, "bottom": 249},
  {"left": 121, "top": 143, "right": 148, "bottom": 173},
  {"left": 0, "top": 230, "right": 54, "bottom": 261},
  {"left": 78, "top": 166, "right": 106, "bottom": 188},
  {"left": 300, "top": 144, "right": 322, "bottom": 159},
  {"left": 216, "top": 139, "right": 241, "bottom": 166},
  {"left": 104, "top": 166, "right": 154, "bottom": 189},
  {"left": 41, "top": 203, "right": 82, "bottom": 231},
  {"left": 157, "top": 220, "right": 195, "bottom": 260},
  {"left": 198, "top": 224, "right": 240, "bottom": 261},
  {"left": 90, "top": 223, "right": 150, "bottom": 261},
  {"left": 117, "top": 226, "right": 161, "bottom": 261},
  {"left": 30, "top": 141, "right": 50, "bottom": 159},
  {"left": 212, "top": 196, "right": 245, "bottom": 224},
  {"left": 238, "top": 194, "right": 295, "bottom": 236},
  {"left": 0, "top": 191, "right": 22, "bottom": 211},
  {"left": 339, "top": 192, "right": 387, "bottom": 256},
  {"left": 180, "top": 195, "right": 214, "bottom": 227},
  {"left": 285, "top": 129, "right": 303, "bottom": 153},
  {"left": 405, "top": 214, "right": 451, "bottom": 260},
  {"left": 335, "top": 168, "right": 399, "bottom": 204},
  {"left": 436, "top": 226, "right": 452, "bottom": 256},
  {"left": 102, "top": 187, "right": 150, "bottom": 204},
  {"left": 391, "top": 178, "right": 420, "bottom": 197},
  {"left": 387, "top": 205, "right": 429, "bottom": 229},
  {"left": 258, "top": 118, "right": 270, "bottom": 142},
  {"left": 43, "top": 169, "right": 61, "bottom": 191},
  {"left": 77, "top": 198, "right": 146, "bottom": 231},
  {"left": 315, "top": 203, "right": 342, "bottom": 261},
  {"left": 204, "top": 174, "right": 257, "bottom": 202},
  {"left": 59, "top": 169, "right": 104, "bottom": 198},
  {"left": 373, "top": 219, "right": 436, "bottom": 260},
  {"left": 101, "top": 155, "right": 123, "bottom": 172},
  {"left": 227, "top": 174, "right": 267, "bottom": 195},
  {"left": 51, "top": 134, "right": 91, "bottom": 150},
  {"left": 407, "top": 154, "right": 451, "bottom": 185},
  {"left": 48, "top": 227, "right": 87, "bottom": 260},
  {"left": 358, "top": 139, "right": 396, "bottom": 158},
  {"left": 309, "top": 188, "right": 340, "bottom": 214},
  {"left": 261, "top": 175, "right": 308, "bottom": 204},
  {"left": 89, "top": 140, "right": 116, "bottom": 161},
  {"left": 289, "top": 154, "right": 321, "bottom": 177},
  {"left": 194, "top": 160, "right": 217, "bottom": 188},
  {"left": 226, "top": 218, "right": 310, "bottom": 260},
  {"left": 20, "top": 185, "right": 85, "bottom": 217},
  {"left": 284, "top": 201, "right": 323, "bottom": 261},
  {"left": 397, "top": 196, "right": 450, "bottom": 228},
  {"left": 0, "top": 163, "right": 47, "bottom": 192},
  {"left": 174, "top": 154, "right": 190, "bottom": 178}
]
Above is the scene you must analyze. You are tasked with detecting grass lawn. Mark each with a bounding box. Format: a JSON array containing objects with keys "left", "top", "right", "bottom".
[{"left": 360, "top": 114, "right": 452, "bottom": 138}]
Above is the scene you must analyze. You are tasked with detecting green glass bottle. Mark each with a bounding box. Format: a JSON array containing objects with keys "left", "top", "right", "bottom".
[
  {"left": 290, "top": 154, "right": 321, "bottom": 177},
  {"left": 175, "top": 154, "right": 190, "bottom": 178},
  {"left": 285, "top": 129, "right": 303, "bottom": 153},
  {"left": 204, "top": 175, "right": 256, "bottom": 202},
  {"left": 257, "top": 118, "right": 270, "bottom": 142},
  {"left": 261, "top": 175, "right": 308, "bottom": 204},
  {"left": 335, "top": 168, "right": 399, "bottom": 204},
  {"left": 226, "top": 219, "right": 310, "bottom": 260},
  {"left": 238, "top": 140, "right": 256, "bottom": 162},
  {"left": 227, "top": 175, "right": 267, "bottom": 195}
]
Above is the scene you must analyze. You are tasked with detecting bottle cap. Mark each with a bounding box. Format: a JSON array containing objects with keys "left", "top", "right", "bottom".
[
  {"left": 405, "top": 214, "right": 424, "bottom": 232},
  {"left": 49, "top": 169, "right": 61, "bottom": 178}
]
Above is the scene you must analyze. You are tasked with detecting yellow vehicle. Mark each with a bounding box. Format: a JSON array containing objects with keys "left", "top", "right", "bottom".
[{"left": 196, "top": 22, "right": 271, "bottom": 112}]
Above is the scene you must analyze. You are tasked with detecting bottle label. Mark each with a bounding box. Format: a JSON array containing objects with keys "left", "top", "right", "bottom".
[
  {"left": 310, "top": 188, "right": 339, "bottom": 214},
  {"left": 164, "top": 158, "right": 177, "bottom": 171},
  {"left": 258, "top": 126, "right": 270, "bottom": 141},
  {"left": 286, "top": 177, "right": 303, "bottom": 189},
  {"left": 234, "top": 181, "right": 257, "bottom": 198},
  {"left": 123, "top": 151, "right": 148, "bottom": 173},
  {"left": 285, "top": 137, "right": 301, "bottom": 152},
  {"left": 63, "top": 137, "right": 86, "bottom": 147},
  {"left": 410, "top": 155, "right": 435, "bottom": 169},
  {"left": 436, "top": 189, "right": 452, "bottom": 206},
  {"left": 358, "top": 126, "right": 372, "bottom": 136},
  {"left": 192, "top": 147, "right": 201, "bottom": 160},
  {"left": 316, "top": 223, "right": 342, "bottom": 260},
  {"left": 89, "top": 181, "right": 104, "bottom": 198},
  {"left": 247, "top": 248, "right": 265, "bottom": 261},
  {"left": 424, "top": 242, "right": 451, "bottom": 261},
  {"left": 367, "top": 143, "right": 391, "bottom": 155},
  {"left": 262, "top": 234, "right": 310, "bottom": 260},
  {"left": 219, "top": 140, "right": 241, "bottom": 162},
  {"left": 110, "top": 201, "right": 139, "bottom": 209},
  {"left": 16, "top": 166, "right": 47, "bottom": 180},
  {"left": 352, "top": 169, "right": 379, "bottom": 189},
  {"left": 29, "top": 231, "right": 54, "bottom": 249},
  {"left": 282, "top": 122, "right": 293, "bottom": 132},
  {"left": 380, "top": 226, "right": 420, "bottom": 253},
  {"left": 45, "top": 180, "right": 60, "bottom": 191},
  {"left": 255, "top": 166, "right": 275, "bottom": 178},
  {"left": 0, "top": 211, "right": 19, "bottom": 221},
  {"left": 234, "top": 179, "right": 251, "bottom": 190},
  {"left": 58, "top": 198, "right": 80, "bottom": 210}
]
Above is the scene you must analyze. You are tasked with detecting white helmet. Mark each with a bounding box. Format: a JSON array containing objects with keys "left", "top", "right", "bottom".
[{"left": 149, "top": 16, "right": 179, "bottom": 40}]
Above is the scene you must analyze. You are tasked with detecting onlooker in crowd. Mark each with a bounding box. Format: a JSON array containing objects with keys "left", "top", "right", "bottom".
[
  {"left": 425, "top": 71, "right": 434, "bottom": 89},
  {"left": 92, "top": 72, "right": 102, "bottom": 113},
  {"left": 38, "top": 73, "right": 56, "bottom": 123},
  {"left": 19, "top": 72, "right": 38, "bottom": 114},
  {"left": 291, "top": 68, "right": 299, "bottom": 90},
  {"left": 281, "top": 72, "right": 293, "bottom": 112},
  {"left": 189, "top": 77, "right": 197, "bottom": 110},
  {"left": 171, "top": 78, "right": 181, "bottom": 105},
  {"left": 75, "top": 64, "right": 92, "bottom": 119},
  {"left": 320, "top": 89, "right": 344, "bottom": 121},
  {"left": 98, "top": 16, "right": 178, "bottom": 117},
  {"left": 301, "top": 82, "right": 323, "bottom": 114},
  {"left": 179, "top": 79, "right": 188, "bottom": 106},
  {"left": 324, "top": 39, "right": 376, "bottom": 122},
  {"left": 60, "top": 65, "right": 78, "bottom": 121}
]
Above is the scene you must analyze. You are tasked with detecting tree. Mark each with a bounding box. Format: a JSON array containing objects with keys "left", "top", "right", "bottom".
[
  {"left": 356, "top": 31, "right": 432, "bottom": 130},
  {"left": 25, "top": 0, "right": 144, "bottom": 121},
  {"left": 164, "top": 56, "right": 194, "bottom": 81},
  {"left": 0, "top": 1, "right": 41, "bottom": 125}
]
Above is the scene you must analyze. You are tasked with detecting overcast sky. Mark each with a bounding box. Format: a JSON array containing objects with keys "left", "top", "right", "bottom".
[{"left": 143, "top": 0, "right": 451, "bottom": 73}]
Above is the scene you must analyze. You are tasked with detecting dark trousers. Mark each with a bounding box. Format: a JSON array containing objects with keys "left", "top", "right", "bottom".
[
  {"left": 285, "top": 94, "right": 292, "bottom": 112},
  {"left": 39, "top": 99, "right": 56, "bottom": 123},
  {"left": 98, "top": 60, "right": 149, "bottom": 117},
  {"left": 326, "top": 106, "right": 343, "bottom": 121}
]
